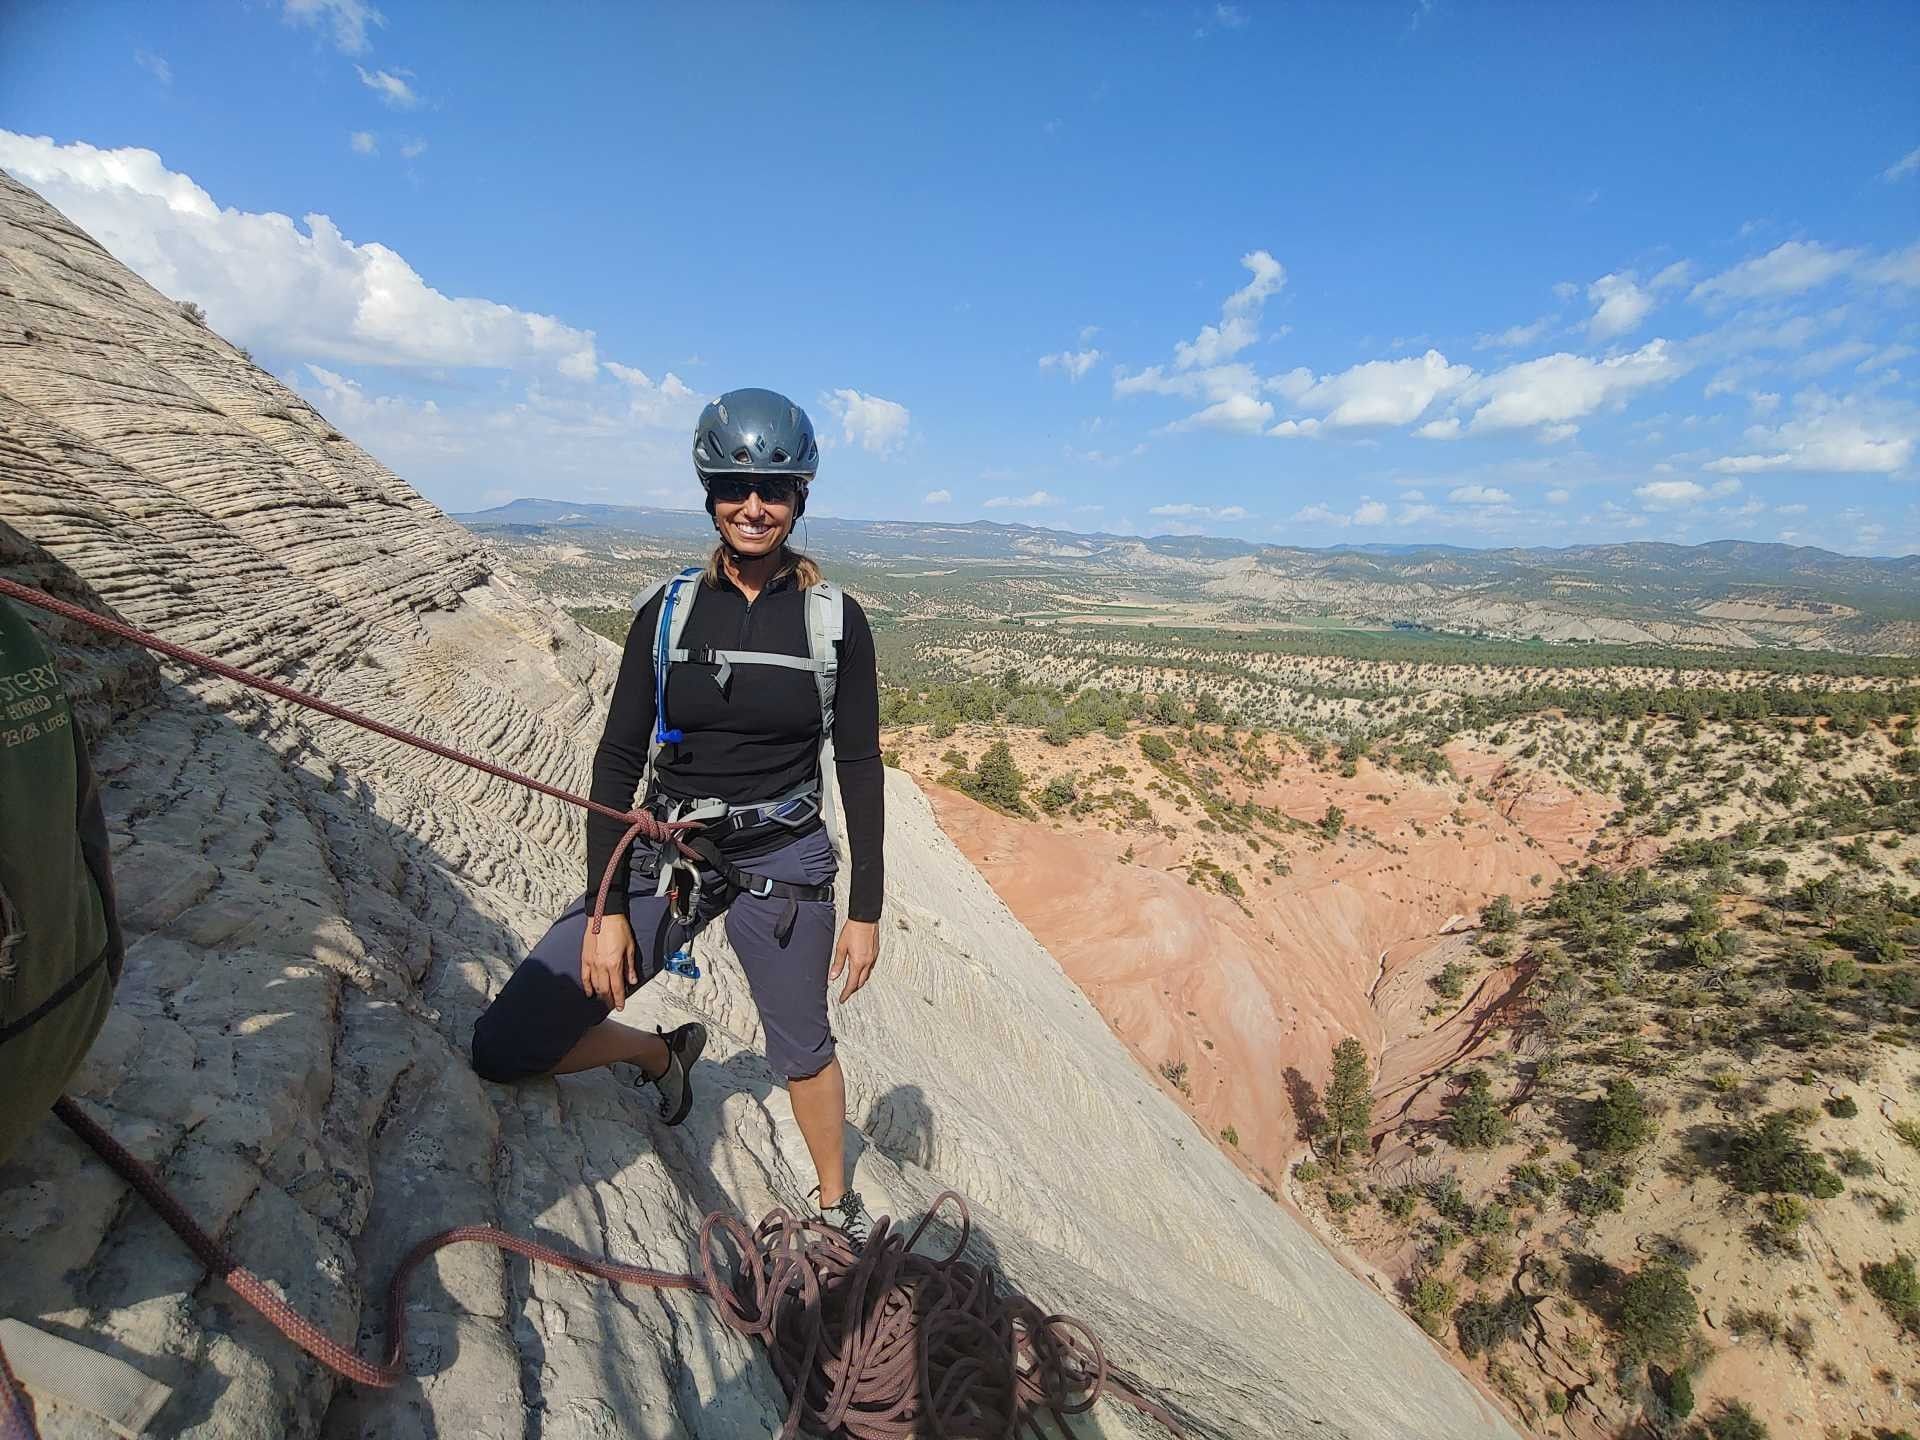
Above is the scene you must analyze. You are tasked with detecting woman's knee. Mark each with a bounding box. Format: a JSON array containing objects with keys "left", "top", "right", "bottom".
[{"left": 470, "top": 1005, "right": 533, "bottom": 1084}]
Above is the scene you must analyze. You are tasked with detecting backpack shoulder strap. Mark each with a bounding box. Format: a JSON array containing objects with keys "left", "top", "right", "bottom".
[
  {"left": 805, "top": 581, "right": 844, "bottom": 737},
  {"left": 641, "top": 567, "right": 704, "bottom": 799}
]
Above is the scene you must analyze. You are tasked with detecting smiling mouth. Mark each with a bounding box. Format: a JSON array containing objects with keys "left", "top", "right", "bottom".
[{"left": 732, "top": 520, "right": 775, "bottom": 538}]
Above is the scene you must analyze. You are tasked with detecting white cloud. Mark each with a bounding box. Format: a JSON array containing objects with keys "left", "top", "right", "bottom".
[
  {"left": 1587, "top": 272, "right": 1654, "bottom": 341},
  {"left": 1039, "top": 348, "right": 1102, "bottom": 381},
  {"left": 1867, "top": 244, "right": 1920, "bottom": 288},
  {"left": 1650, "top": 261, "right": 1692, "bottom": 291},
  {"left": 1466, "top": 339, "right": 1686, "bottom": 432},
  {"left": 349, "top": 130, "right": 378, "bottom": 156},
  {"left": 1166, "top": 250, "right": 1285, "bottom": 371},
  {"left": 822, "top": 388, "right": 911, "bottom": 457},
  {"left": 601, "top": 363, "right": 697, "bottom": 427},
  {"left": 1883, "top": 146, "right": 1920, "bottom": 182},
  {"left": 1267, "top": 417, "right": 1322, "bottom": 438},
  {"left": 1776, "top": 503, "right": 1809, "bottom": 516},
  {"left": 1291, "top": 503, "right": 1349, "bottom": 527},
  {"left": 400, "top": 138, "right": 429, "bottom": 160},
  {"left": 1691, "top": 240, "right": 1861, "bottom": 303},
  {"left": 1282, "top": 349, "right": 1474, "bottom": 428},
  {"left": 1858, "top": 344, "right": 1917, "bottom": 372},
  {"left": 1414, "top": 417, "right": 1461, "bottom": 440},
  {"left": 1546, "top": 487, "right": 1572, "bottom": 504},
  {"left": 1474, "top": 318, "right": 1552, "bottom": 351},
  {"left": 1538, "top": 423, "right": 1579, "bottom": 444},
  {"left": 1353, "top": 500, "right": 1389, "bottom": 525},
  {"left": 291, "top": 365, "right": 699, "bottom": 513},
  {"left": 0, "top": 132, "right": 602, "bottom": 378},
  {"left": 1115, "top": 360, "right": 1259, "bottom": 402},
  {"left": 134, "top": 50, "right": 172, "bottom": 85},
  {"left": 1165, "top": 394, "right": 1274, "bottom": 433},
  {"left": 984, "top": 490, "right": 1059, "bottom": 509},
  {"left": 1636, "top": 477, "right": 1740, "bottom": 509},
  {"left": 923, "top": 489, "right": 952, "bottom": 505},
  {"left": 283, "top": 0, "right": 384, "bottom": 54},
  {"left": 356, "top": 65, "right": 420, "bottom": 108},
  {"left": 1705, "top": 397, "right": 1917, "bottom": 475},
  {"left": 1636, "top": 479, "right": 1709, "bottom": 508},
  {"left": 1448, "top": 485, "right": 1512, "bottom": 504},
  {"left": 1150, "top": 503, "right": 1249, "bottom": 519}
]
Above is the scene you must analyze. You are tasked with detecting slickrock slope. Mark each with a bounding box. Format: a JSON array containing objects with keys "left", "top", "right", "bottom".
[{"left": 0, "top": 171, "right": 1518, "bottom": 1440}]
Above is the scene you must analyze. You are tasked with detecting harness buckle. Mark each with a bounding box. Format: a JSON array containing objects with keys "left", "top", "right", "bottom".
[{"left": 748, "top": 875, "right": 775, "bottom": 898}]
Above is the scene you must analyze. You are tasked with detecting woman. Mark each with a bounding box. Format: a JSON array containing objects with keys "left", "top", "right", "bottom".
[{"left": 471, "top": 388, "right": 884, "bottom": 1239}]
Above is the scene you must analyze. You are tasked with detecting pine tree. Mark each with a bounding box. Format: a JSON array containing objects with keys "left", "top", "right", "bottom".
[{"left": 1322, "top": 1038, "right": 1374, "bottom": 1169}]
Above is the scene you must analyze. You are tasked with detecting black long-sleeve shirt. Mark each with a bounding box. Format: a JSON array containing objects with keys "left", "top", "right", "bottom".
[{"left": 586, "top": 569, "right": 885, "bottom": 921}]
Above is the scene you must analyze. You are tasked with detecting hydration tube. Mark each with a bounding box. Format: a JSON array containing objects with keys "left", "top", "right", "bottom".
[{"left": 653, "top": 574, "right": 688, "bottom": 749}]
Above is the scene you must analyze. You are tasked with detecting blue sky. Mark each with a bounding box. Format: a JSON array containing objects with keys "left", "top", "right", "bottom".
[{"left": 3, "top": 1, "right": 1918, "bottom": 554}]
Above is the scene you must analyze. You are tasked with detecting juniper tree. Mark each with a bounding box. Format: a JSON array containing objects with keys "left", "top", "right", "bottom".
[{"left": 1321, "top": 1038, "right": 1373, "bottom": 1169}]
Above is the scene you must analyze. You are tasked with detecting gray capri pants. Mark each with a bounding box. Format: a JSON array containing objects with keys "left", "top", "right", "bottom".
[{"left": 471, "top": 826, "right": 839, "bottom": 1082}]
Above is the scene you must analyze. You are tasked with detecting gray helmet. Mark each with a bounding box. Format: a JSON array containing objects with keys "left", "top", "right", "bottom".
[{"left": 693, "top": 388, "right": 819, "bottom": 481}]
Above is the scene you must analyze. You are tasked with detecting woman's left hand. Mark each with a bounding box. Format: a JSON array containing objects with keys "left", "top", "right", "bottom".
[{"left": 830, "top": 919, "right": 880, "bottom": 1003}]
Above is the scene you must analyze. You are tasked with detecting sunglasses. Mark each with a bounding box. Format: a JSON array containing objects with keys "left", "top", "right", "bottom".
[{"left": 707, "top": 475, "right": 803, "bottom": 507}]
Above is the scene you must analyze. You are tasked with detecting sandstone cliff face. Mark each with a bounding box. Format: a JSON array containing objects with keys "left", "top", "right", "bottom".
[{"left": 0, "top": 170, "right": 1519, "bottom": 1440}]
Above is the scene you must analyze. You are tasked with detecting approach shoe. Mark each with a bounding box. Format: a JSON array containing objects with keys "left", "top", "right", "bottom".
[
  {"left": 638, "top": 1021, "right": 706, "bottom": 1127},
  {"left": 812, "top": 1187, "right": 875, "bottom": 1248}
]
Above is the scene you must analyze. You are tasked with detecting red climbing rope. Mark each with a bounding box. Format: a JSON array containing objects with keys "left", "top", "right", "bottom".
[
  {"left": 0, "top": 576, "right": 1191, "bottom": 1437},
  {"left": 50, "top": 1098, "right": 1182, "bottom": 1439}
]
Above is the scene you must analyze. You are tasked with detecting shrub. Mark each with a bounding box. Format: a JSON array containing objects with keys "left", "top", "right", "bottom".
[
  {"left": 178, "top": 298, "right": 207, "bottom": 325},
  {"left": 1038, "top": 773, "right": 1078, "bottom": 814},
  {"left": 1138, "top": 734, "right": 1174, "bottom": 764},
  {"left": 1666, "top": 1368, "right": 1695, "bottom": 1420},
  {"left": 1455, "top": 1293, "right": 1530, "bottom": 1357},
  {"left": 1432, "top": 961, "right": 1471, "bottom": 1000},
  {"left": 1728, "top": 1111, "right": 1844, "bottom": 1197},
  {"left": 1220, "top": 1125, "right": 1239, "bottom": 1147},
  {"left": 1319, "top": 803, "right": 1346, "bottom": 841},
  {"left": 1380, "top": 1185, "right": 1419, "bottom": 1222},
  {"left": 1568, "top": 1169, "right": 1626, "bottom": 1215},
  {"left": 1825, "top": 1094, "right": 1859, "bottom": 1119},
  {"left": 1757, "top": 1194, "right": 1811, "bottom": 1253},
  {"left": 1447, "top": 1069, "right": 1510, "bottom": 1150},
  {"left": 1589, "top": 1078, "right": 1657, "bottom": 1154},
  {"left": 1617, "top": 1260, "right": 1697, "bottom": 1362},
  {"left": 1702, "top": 1400, "right": 1769, "bottom": 1440},
  {"left": 1481, "top": 894, "right": 1519, "bottom": 932},
  {"left": 1465, "top": 1239, "right": 1513, "bottom": 1281},
  {"left": 1894, "top": 1118, "right": 1920, "bottom": 1152},
  {"left": 1292, "top": 1158, "right": 1323, "bottom": 1183},
  {"left": 1407, "top": 1272, "right": 1457, "bottom": 1336},
  {"left": 1863, "top": 1252, "right": 1920, "bottom": 1336},
  {"left": 956, "top": 741, "right": 1030, "bottom": 816}
]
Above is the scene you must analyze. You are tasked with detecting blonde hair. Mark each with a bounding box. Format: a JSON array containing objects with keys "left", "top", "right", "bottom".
[{"left": 704, "top": 540, "right": 823, "bottom": 590}]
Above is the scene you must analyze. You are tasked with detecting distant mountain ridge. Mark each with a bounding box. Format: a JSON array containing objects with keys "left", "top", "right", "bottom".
[{"left": 456, "top": 498, "right": 1920, "bottom": 653}]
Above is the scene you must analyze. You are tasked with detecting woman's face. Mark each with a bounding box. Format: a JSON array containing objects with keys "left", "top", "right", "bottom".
[{"left": 711, "top": 479, "right": 798, "bottom": 558}]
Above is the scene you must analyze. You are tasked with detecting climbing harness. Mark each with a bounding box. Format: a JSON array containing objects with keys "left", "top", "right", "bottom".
[{"left": 0, "top": 573, "right": 1190, "bottom": 1440}]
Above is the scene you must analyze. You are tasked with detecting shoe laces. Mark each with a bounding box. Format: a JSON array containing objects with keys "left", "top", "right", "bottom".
[{"left": 824, "top": 1189, "right": 870, "bottom": 1246}]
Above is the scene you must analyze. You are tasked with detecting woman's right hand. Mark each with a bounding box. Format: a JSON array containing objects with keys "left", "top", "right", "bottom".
[{"left": 580, "top": 912, "right": 637, "bottom": 1010}]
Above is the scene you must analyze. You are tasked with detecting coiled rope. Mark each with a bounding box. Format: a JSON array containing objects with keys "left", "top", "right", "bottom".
[{"left": 0, "top": 576, "right": 1186, "bottom": 1439}]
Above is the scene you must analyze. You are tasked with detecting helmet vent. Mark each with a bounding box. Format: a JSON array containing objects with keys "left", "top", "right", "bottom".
[
  {"left": 771, "top": 449, "right": 789, "bottom": 463},
  {"left": 732, "top": 447, "right": 751, "bottom": 463}
]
